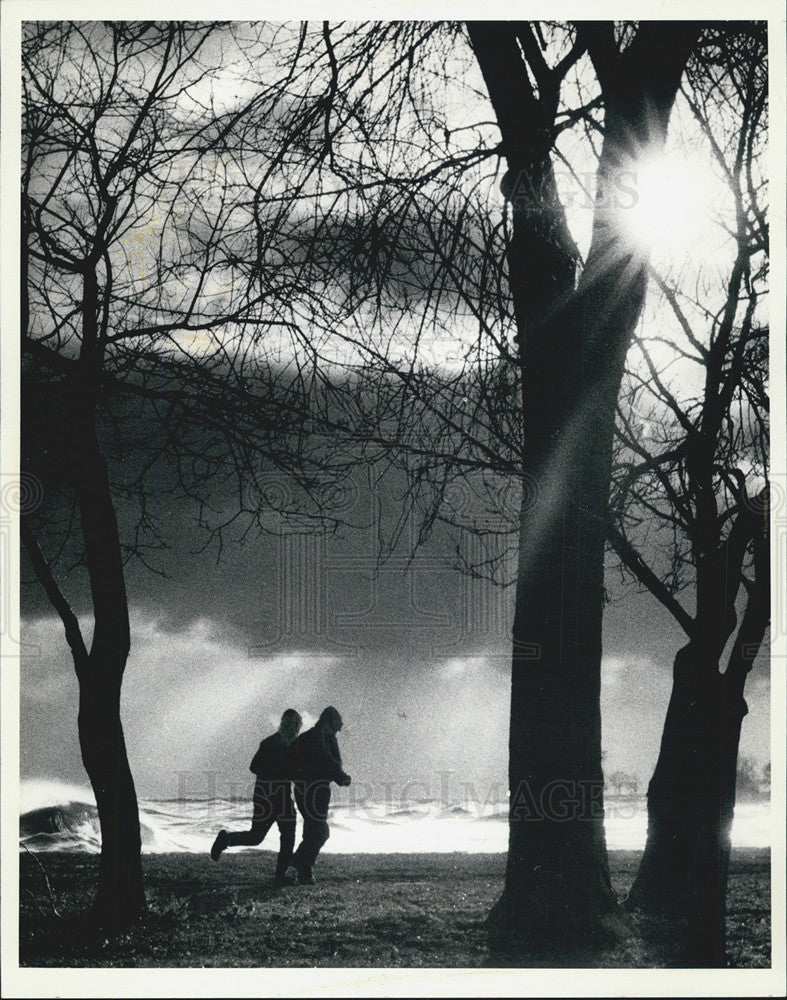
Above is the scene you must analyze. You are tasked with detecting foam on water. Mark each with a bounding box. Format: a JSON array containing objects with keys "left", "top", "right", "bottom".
[{"left": 18, "top": 780, "right": 771, "bottom": 855}]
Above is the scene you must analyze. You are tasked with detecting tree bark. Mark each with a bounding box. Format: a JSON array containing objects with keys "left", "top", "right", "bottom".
[
  {"left": 69, "top": 396, "right": 146, "bottom": 928},
  {"left": 78, "top": 671, "right": 146, "bottom": 928},
  {"left": 50, "top": 259, "right": 147, "bottom": 929},
  {"left": 22, "top": 408, "right": 146, "bottom": 930},
  {"left": 625, "top": 644, "right": 729, "bottom": 964},
  {"left": 627, "top": 518, "right": 769, "bottom": 966},
  {"left": 469, "top": 22, "right": 700, "bottom": 951},
  {"left": 624, "top": 641, "right": 761, "bottom": 966},
  {"left": 490, "top": 230, "right": 649, "bottom": 949}
]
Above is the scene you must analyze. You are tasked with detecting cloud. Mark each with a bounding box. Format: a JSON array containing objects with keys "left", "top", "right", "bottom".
[
  {"left": 21, "top": 607, "right": 340, "bottom": 796},
  {"left": 21, "top": 598, "right": 769, "bottom": 804},
  {"left": 436, "top": 658, "right": 469, "bottom": 680},
  {"left": 18, "top": 616, "right": 76, "bottom": 704},
  {"left": 601, "top": 654, "right": 654, "bottom": 688}
]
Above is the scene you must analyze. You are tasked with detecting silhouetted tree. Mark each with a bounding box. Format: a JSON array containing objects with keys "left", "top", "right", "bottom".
[
  {"left": 23, "top": 21, "right": 726, "bottom": 954},
  {"left": 255, "top": 20, "right": 701, "bottom": 946},
  {"left": 21, "top": 21, "right": 346, "bottom": 927},
  {"left": 605, "top": 24, "right": 769, "bottom": 965},
  {"left": 464, "top": 21, "right": 701, "bottom": 948}
]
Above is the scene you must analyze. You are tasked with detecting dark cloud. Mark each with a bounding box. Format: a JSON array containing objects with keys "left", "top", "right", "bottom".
[{"left": 21, "top": 400, "right": 770, "bottom": 800}]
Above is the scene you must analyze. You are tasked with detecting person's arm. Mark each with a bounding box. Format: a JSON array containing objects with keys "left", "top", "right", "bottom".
[
  {"left": 313, "top": 749, "right": 346, "bottom": 783},
  {"left": 250, "top": 735, "right": 277, "bottom": 777},
  {"left": 323, "top": 734, "right": 350, "bottom": 785},
  {"left": 250, "top": 741, "right": 267, "bottom": 776}
]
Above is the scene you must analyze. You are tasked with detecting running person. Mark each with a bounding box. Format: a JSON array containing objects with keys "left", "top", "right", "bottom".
[
  {"left": 210, "top": 708, "right": 302, "bottom": 884},
  {"left": 289, "top": 706, "right": 350, "bottom": 884}
]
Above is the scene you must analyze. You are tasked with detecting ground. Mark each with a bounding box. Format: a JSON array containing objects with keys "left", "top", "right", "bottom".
[{"left": 19, "top": 849, "right": 770, "bottom": 968}]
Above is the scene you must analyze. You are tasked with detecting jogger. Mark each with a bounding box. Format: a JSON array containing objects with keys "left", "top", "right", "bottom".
[
  {"left": 290, "top": 706, "right": 351, "bottom": 884},
  {"left": 211, "top": 708, "right": 302, "bottom": 884}
]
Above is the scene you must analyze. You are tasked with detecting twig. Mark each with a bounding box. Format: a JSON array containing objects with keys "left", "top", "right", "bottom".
[
  {"left": 21, "top": 842, "right": 62, "bottom": 918},
  {"left": 23, "top": 887, "right": 50, "bottom": 918}
]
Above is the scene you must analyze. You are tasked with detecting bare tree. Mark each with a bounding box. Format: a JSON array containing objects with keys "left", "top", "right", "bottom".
[
  {"left": 240, "top": 20, "right": 702, "bottom": 947},
  {"left": 460, "top": 22, "right": 702, "bottom": 948},
  {"left": 21, "top": 21, "right": 350, "bottom": 927},
  {"left": 606, "top": 24, "right": 769, "bottom": 965},
  {"left": 23, "top": 20, "right": 717, "bottom": 953}
]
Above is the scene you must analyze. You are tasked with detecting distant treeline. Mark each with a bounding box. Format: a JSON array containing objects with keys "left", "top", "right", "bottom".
[{"left": 604, "top": 757, "right": 770, "bottom": 801}]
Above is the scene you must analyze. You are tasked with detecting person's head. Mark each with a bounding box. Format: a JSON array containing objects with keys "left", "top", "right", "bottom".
[
  {"left": 278, "top": 708, "right": 302, "bottom": 746},
  {"left": 317, "top": 706, "right": 343, "bottom": 735}
]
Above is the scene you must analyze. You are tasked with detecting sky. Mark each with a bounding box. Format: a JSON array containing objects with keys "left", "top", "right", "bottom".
[
  {"left": 14, "top": 18, "right": 773, "bottom": 808},
  {"left": 19, "top": 478, "right": 771, "bottom": 802}
]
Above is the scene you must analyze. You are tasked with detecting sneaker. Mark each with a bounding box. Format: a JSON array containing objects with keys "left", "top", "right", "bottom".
[
  {"left": 297, "top": 865, "right": 315, "bottom": 885},
  {"left": 210, "top": 830, "right": 228, "bottom": 861},
  {"left": 285, "top": 862, "right": 314, "bottom": 885}
]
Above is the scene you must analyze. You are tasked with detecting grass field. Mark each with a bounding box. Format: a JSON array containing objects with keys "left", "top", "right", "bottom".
[{"left": 19, "top": 849, "right": 770, "bottom": 968}]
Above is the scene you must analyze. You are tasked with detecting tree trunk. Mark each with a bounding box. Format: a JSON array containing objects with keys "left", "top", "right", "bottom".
[
  {"left": 625, "top": 644, "right": 729, "bottom": 964},
  {"left": 493, "top": 506, "right": 617, "bottom": 945},
  {"left": 467, "top": 23, "right": 699, "bottom": 953},
  {"left": 72, "top": 411, "right": 146, "bottom": 928},
  {"left": 489, "top": 245, "right": 649, "bottom": 950},
  {"left": 624, "top": 645, "right": 751, "bottom": 966},
  {"left": 627, "top": 529, "right": 769, "bottom": 966},
  {"left": 64, "top": 260, "right": 146, "bottom": 927},
  {"left": 78, "top": 670, "right": 146, "bottom": 928},
  {"left": 22, "top": 511, "right": 145, "bottom": 932}
]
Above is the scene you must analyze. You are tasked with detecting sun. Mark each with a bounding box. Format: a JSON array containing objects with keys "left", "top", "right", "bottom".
[{"left": 621, "top": 151, "right": 718, "bottom": 260}]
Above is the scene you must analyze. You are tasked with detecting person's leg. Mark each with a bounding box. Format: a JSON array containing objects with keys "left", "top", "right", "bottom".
[
  {"left": 210, "top": 829, "right": 229, "bottom": 860},
  {"left": 225, "top": 818, "right": 273, "bottom": 848},
  {"left": 211, "top": 782, "right": 275, "bottom": 860},
  {"left": 274, "top": 791, "right": 297, "bottom": 881},
  {"left": 293, "top": 783, "right": 331, "bottom": 880},
  {"left": 309, "top": 783, "right": 331, "bottom": 863},
  {"left": 290, "top": 781, "right": 307, "bottom": 869}
]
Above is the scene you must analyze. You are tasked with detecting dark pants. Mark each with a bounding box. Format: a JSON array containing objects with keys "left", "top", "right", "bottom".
[
  {"left": 292, "top": 781, "right": 331, "bottom": 872},
  {"left": 225, "top": 780, "right": 296, "bottom": 877}
]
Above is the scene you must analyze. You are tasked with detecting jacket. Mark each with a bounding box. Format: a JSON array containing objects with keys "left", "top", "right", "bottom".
[
  {"left": 249, "top": 732, "right": 298, "bottom": 781},
  {"left": 293, "top": 725, "right": 347, "bottom": 784}
]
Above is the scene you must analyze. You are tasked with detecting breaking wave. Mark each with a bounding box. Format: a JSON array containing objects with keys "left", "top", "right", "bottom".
[{"left": 19, "top": 779, "right": 771, "bottom": 855}]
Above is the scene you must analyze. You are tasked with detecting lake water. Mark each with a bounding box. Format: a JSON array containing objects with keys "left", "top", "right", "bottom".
[{"left": 18, "top": 779, "right": 772, "bottom": 855}]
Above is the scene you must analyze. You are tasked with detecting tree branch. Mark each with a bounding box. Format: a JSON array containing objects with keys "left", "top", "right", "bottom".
[
  {"left": 20, "top": 517, "right": 88, "bottom": 670},
  {"left": 607, "top": 520, "right": 695, "bottom": 636}
]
